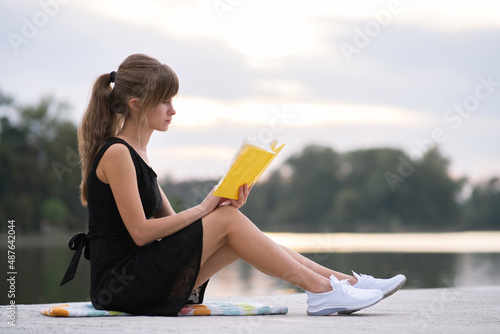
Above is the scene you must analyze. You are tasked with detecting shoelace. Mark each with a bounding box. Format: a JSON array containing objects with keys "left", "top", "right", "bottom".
[
  {"left": 357, "top": 273, "right": 376, "bottom": 285},
  {"left": 332, "top": 279, "right": 354, "bottom": 295}
]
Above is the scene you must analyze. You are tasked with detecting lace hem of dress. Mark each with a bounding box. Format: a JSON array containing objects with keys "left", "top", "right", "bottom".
[{"left": 186, "top": 280, "right": 209, "bottom": 304}]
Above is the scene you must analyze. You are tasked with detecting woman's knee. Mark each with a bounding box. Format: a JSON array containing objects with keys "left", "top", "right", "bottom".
[
  {"left": 211, "top": 205, "right": 240, "bottom": 219},
  {"left": 204, "top": 205, "right": 245, "bottom": 231}
]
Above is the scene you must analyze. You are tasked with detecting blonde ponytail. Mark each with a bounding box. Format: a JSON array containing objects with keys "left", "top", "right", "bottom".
[{"left": 78, "top": 54, "right": 179, "bottom": 205}]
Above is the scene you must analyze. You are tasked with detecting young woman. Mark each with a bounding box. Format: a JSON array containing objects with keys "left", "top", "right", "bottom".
[{"left": 61, "top": 54, "right": 406, "bottom": 316}]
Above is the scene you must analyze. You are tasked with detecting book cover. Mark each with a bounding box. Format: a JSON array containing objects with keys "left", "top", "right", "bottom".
[{"left": 213, "top": 138, "right": 285, "bottom": 200}]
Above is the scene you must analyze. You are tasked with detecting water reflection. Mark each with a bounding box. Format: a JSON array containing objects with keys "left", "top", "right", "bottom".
[
  {"left": 1, "top": 247, "right": 500, "bottom": 304},
  {"left": 206, "top": 252, "right": 500, "bottom": 297}
]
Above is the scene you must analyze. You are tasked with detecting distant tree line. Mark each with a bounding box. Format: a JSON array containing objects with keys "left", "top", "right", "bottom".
[
  {"left": 1, "top": 92, "right": 498, "bottom": 233},
  {"left": 165, "top": 146, "right": 499, "bottom": 232},
  {"left": 0, "top": 91, "right": 85, "bottom": 233}
]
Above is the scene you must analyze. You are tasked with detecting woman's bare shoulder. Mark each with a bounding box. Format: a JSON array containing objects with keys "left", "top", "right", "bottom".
[
  {"left": 102, "top": 142, "right": 131, "bottom": 160},
  {"left": 97, "top": 142, "right": 134, "bottom": 183}
]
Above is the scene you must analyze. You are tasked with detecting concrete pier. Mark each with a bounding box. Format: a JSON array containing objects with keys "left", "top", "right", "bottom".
[{"left": 1, "top": 286, "right": 499, "bottom": 333}]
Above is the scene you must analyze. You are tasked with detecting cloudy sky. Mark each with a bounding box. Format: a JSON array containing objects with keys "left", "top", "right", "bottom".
[{"left": 1, "top": 0, "right": 499, "bottom": 184}]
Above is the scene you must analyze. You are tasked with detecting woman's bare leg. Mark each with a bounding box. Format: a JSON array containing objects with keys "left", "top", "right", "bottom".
[
  {"left": 279, "top": 246, "right": 357, "bottom": 284},
  {"left": 195, "top": 243, "right": 283, "bottom": 288},
  {"left": 199, "top": 206, "right": 332, "bottom": 293},
  {"left": 194, "top": 244, "right": 238, "bottom": 287},
  {"left": 194, "top": 242, "right": 356, "bottom": 289}
]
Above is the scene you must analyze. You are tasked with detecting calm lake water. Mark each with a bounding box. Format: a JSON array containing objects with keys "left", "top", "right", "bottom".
[{"left": 2, "top": 241, "right": 500, "bottom": 305}]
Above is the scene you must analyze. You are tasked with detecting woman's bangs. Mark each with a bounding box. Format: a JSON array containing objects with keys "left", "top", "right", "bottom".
[{"left": 158, "top": 65, "right": 179, "bottom": 102}]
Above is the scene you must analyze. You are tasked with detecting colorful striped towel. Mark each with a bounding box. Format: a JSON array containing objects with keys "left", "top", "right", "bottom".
[{"left": 40, "top": 301, "right": 288, "bottom": 317}]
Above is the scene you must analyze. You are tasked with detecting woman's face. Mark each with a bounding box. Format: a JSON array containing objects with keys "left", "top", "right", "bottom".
[{"left": 148, "top": 99, "right": 176, "bottom": 132}]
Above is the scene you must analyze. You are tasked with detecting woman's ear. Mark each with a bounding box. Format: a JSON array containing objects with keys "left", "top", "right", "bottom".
[{"left": 128, "top": 98, "right": 140, "bottom": 112}]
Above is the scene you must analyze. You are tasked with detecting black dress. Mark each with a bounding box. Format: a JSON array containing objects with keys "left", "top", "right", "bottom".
[{"left": 60, "top": 137, "right": 207, "bottom": 316}]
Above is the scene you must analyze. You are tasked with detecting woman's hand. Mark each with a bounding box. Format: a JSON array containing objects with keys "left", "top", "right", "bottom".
[
  {"left": 199, "top": 184, "right": 251, "bottom": 215},
  {"left": 198, "top": 186, "right": 225, "bottom": 214},
  {"left": 227, "top": 183, "right": 251, "bottom": 209}
]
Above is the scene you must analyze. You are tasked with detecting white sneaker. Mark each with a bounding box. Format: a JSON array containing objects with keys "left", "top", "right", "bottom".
[
  {"left": 351, "top": 271, "right": 407, "bottom": 298},
  {"left": 306, "top": 275, "right": 383, "bottom": 316}
]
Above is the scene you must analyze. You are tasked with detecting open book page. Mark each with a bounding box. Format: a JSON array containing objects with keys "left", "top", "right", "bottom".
[{"left": 213, "top": 138, "right": 285, "bottom": 200}]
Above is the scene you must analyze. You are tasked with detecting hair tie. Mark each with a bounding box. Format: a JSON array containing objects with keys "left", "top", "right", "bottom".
[{"left": 109, "top": 71, "right": 116, "bottom": 83}]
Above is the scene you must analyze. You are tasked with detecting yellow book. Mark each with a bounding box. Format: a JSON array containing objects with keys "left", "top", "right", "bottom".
[{"left": 213, "top": 138, "right": 285, "bottom": 200}]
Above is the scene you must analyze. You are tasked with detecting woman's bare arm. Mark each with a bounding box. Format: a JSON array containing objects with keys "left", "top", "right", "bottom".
[{"left": 98, "top": 144, "right": 220, "bottom": 246}]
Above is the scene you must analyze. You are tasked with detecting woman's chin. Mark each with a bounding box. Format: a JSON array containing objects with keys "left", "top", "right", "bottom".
[{"left": 157, "top": 126, "right": 170, "bottom": 132}]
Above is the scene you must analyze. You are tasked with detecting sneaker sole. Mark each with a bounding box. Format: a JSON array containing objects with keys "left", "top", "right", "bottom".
[
  {"left": 381, "top": 276, "right": 407, "bottom": 299},
  {"left": 337, "top": 276, "right": 407, "bottom": 315},
  {"left": 307, "top": 295, "right": 383, "bottom": 316}
]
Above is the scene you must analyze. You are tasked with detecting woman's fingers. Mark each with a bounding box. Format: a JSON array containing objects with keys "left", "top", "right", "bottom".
[{"left": 232, "top": 184, "right": 249, "bottom": 208}]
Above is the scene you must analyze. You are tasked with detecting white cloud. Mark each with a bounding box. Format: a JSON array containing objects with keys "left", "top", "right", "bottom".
[
  {"left": 73, "top": 0, "right": 500, "bottom": 63},
  {"left": 254, "top": 79, "right": 309, "bottom": 99},
  {"left": 403, "top": 0, "right": 500, "bottom": 31},
  {"left": 1, "top": 0, "right": 499, "bottom": 182},
  {"left": 172, "top": 95, "right": 431, "bottom": 128},
  {"left": 149, "top": 144, "right": 235, "bottom": 181}
]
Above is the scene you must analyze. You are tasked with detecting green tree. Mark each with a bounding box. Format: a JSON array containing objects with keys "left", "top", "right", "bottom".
[
  {"left": 463, "top": 177, "right": 500, "bottom": 230},
  {"left": 246, "top": 145, "right": 464, "bottom": 232},
  {"left": 333, "top": 147, "right": 463, "bottom": 231},
  {"left": 331, "top": 148, "right": 405, "bottom": 231},
  {"left": 41, "top": 197, "right": 69, "bottom": 227},
  {"left": 240, "top": 169, "right": 286, "bottom": 231},
  {"left": 0, "top": 92, "right": 85, "bottom": 233},
  {"left": 273, "top": 145, "right": 342, "bottom": 232},
  {"left": 393, "top": 148, "right": 464, "bottom": 230},
  {"left": 156, "top": 144, "right": 484, "bottom": 233}
]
